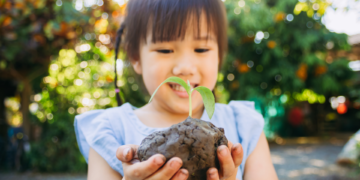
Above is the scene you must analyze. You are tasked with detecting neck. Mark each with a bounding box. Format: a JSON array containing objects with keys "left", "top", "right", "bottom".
[
  {"left": 135, "top": 101, "right": 204, "bottom": 128},
  {"left": 150, "top": 100, "right": 204, "bottom": 120}
]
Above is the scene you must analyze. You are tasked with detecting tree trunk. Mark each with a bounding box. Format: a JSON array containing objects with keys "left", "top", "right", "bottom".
[
  {"left": 0, "top": 79, "right": 17, "bottom": 169},
  {"left": 0, "top": 92, "right": 7, "bottom": 137},
  {"left": 21, "top": 78, "right": 32, "bottom": 140},
  {"left": 0, "top": 93, "right": 8, "bottom": 169}
]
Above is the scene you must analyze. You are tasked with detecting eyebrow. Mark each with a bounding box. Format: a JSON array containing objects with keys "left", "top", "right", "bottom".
[{"left": 147, "top": 35, "right": 216, "bottom": 44}]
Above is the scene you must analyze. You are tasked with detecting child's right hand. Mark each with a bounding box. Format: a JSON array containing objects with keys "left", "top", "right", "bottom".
[{"left": 116, "top": 144, "right": 189, "bottom": 180}]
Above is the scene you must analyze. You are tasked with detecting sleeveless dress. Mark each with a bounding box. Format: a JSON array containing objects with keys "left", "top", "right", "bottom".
[{"left": 74, "top": 101, "right": 264, "bottom": 180}]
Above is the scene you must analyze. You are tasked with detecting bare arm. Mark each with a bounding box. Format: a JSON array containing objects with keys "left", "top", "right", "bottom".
[
  {"left": 88, "top": 147, "right": 123, "bottom": 180},
  {"left": 243, "top": 132, "right": 278, "bottom": 180}
]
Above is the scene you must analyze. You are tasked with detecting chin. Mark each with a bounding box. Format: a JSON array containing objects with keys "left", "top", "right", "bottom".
[{"left": 171, "top": 103, "right": 190, "bottom": 114}]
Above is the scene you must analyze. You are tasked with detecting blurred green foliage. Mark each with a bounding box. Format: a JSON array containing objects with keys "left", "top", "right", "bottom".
[
  {"left": 29, "top": 48, "right": 119, "bottom": 172},
  {"left": 21, "top": 0, "right": 146, "bottom": 172},
  {"left": 221, "top": 0, "right": 356, "bottom": 138},
  {"left": 0, "top": 0, "right": 86, "bottom": 79},
  {"left": 0, "top": 0, "right": 138, "bottom": 172}
]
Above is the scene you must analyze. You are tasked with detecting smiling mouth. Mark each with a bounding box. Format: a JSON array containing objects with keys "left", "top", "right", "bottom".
[{"left": 168, "top": 83, "right": 199, "bottom": 92}]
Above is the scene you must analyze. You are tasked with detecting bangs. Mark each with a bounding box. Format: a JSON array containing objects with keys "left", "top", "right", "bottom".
[
  {"left": 124, "top": 0, "right": 227, "bottom": 61},
  {"left": 149, "top": 0, "right": 219, "bottom": 43}
]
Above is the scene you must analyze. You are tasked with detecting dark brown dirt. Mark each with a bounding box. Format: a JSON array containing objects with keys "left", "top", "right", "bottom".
[{"left": 137, "top": 117, "right": 228, "bottom": 180}]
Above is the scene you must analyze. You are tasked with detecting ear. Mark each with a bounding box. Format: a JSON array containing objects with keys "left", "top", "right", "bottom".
[{"left": 131, "top": 60, "right": 142, "bottom": 74}]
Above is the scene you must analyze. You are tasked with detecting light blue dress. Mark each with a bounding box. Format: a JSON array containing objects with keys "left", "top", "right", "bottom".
[{"left": 74, "top": 101, "right": 264, "bottom": 180}]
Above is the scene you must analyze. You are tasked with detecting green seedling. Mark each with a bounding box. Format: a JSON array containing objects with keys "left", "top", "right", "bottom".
[
  {"left": 149, "top": 76, "right": 215, "bottom": 119},
  {"left": 139, "top": 77, "right": 227, "bottom": 180}
]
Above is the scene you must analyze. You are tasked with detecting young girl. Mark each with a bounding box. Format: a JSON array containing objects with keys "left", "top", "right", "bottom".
[{"left": 74, "top": 0, "right": 278, "bottom": 179}]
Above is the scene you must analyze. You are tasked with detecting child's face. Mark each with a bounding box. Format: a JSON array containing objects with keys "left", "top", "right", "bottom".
[{"left": 132, "top": 17, "right": 219, "bottom": 115}]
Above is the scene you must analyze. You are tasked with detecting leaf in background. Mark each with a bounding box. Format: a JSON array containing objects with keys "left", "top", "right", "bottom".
[
  {"left": 149, "top": 77, "right": 191, "bottom": 103},
  {"left": 194, "top": 86, "right": 215, "bottom": 119},
  {"left": 43, "top": 21, "right": 55, "bottom": 39}
]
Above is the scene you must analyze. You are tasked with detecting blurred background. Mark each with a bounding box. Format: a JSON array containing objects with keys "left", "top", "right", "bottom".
[{"left": 0, "top": 0, "right": 359, "bottom": 179}]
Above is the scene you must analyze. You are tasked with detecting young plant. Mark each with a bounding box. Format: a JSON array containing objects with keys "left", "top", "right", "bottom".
[
  {"left": 149, "top": 77, "right": 215, "bottom": 119},
  {"left": 139, "top": 77, "right": 227, "bottom": 180}
]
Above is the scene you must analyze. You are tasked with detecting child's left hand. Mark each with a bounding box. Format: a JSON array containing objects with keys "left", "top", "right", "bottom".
[
  {"left": 116, "top": 141, "right": 243, "bottom": 180},
  {"left": 206, "top": 141, "right": 243, "bottom": 180}
]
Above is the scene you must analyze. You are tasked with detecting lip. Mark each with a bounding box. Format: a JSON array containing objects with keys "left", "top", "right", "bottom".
[
  {"left": 172, "top": 89, "right": 190, "bottom": 98},
  {"left": 168, "top": 82, "right": 198, "bottom": 89},
  {"left": 168, "top": 82, "right": 198, "bottom": 98}
]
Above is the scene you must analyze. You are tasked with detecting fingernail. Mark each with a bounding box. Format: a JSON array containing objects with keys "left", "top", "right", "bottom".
[
  {"left": 170, "top": 159, "right": 182, "bottom": 168},
  {"left": 209, "top": 168, "right": 217, "bottom": 179},
  {"left": 218, "top": 146, "right": 228, "bottom": 156},
  {"left": 234, "top": 144, "right": 242, "bottom": 154},
  {"left": 154, "top": 156, "right": 165, "bottom": 166},
  {"left": 210, "top": 173, "right": 217, "bottom": 179},
  {"left": 123, "top": 147, "right": 130, "bottom": 160},
  {"left": 179, "top": 169, "right": 188, "bottom": 179}
]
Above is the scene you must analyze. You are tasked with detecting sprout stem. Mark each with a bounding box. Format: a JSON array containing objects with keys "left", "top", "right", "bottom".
[
  {"left": 187, "top": 80, "right": 192, "bottom": 117},
  {"left": 189, "top": 89, "right": 192, "bottom": 117}
]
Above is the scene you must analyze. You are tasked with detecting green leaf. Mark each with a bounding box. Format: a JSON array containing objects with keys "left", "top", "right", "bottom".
[
  {"left": 148, "top": 77, "right": 191, "bottom": 103},
  {"left": 194, "top": 86, "right": 215, "bottom": 119}
]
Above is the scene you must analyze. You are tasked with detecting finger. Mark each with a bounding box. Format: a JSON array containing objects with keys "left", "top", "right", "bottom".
[
  {"left": 207, "top": 168, "right": 219, "bottom": 180},
  {"left": 228, "top": 141, "right": 233, "bottom": 150},
  {"left": 116, "top": 145, "right": 139, "bottom": 162},
  {"left": 170, "top": 169, "right": 189, "bottom": 180},
  {"left": 123, "top": 154, "right": 166, "bottom": 179},
  {"left": 147, "top": 157, "right": 183, "bottom": 180},
  {"left": 217, "top": 145, "right": 236, "bottom": 179},
  {"left": 231, "top": 143, "right": 244, "bottom": 167}
]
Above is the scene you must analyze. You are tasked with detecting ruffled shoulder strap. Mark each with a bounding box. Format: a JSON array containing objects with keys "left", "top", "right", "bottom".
[{"left": 74, "top": 107, "right": 124, "bottom": 175}]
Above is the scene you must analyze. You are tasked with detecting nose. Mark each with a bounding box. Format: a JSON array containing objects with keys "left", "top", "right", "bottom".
[{"left": 172, "top": 53, "right": 197, "bottom": 76}]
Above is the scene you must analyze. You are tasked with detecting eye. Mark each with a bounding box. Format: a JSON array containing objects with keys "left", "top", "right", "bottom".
[
  {"left": 157, "top": 49, "right": 174, "bottom": 54},
  {"left": 195, "top": 49, "right": 209, "bottom": 53}
]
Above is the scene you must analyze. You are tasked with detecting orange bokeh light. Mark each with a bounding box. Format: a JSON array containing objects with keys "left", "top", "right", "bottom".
[{"left": 337, "top": 103, "right": 347, "bottom": 114}]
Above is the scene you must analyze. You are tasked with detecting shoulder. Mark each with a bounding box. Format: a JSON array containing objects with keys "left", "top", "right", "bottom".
[
  {"left": 212, "top": 101, "right": 264, "bottom": 144},
  {"left": 214, "top": 100, "right": 264, "bottom": 128},
  {"left": 228, "top": 100, "right": 264, "bottom": 141},
  {"left": 74, "top": 103, "right": 134, "bottom": 175},
  {"left": 229, "top": 100, "right": 264, "bottom": 127},
  {"left": 74, "top": 103, "right": 133, "bottom": 132},
  {"left": 75, "top": 103, "right": 128, "bottom": 122},
  {"left": 74, "top": 103, "right": 136, "bottom": 146}
]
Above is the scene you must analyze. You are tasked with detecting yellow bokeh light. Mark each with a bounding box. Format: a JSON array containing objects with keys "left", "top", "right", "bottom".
[
  {"left": 61, "top": 58, "right": 71, "bottom": 67},
  {"left": 66, "top": 49, "right": 76, "bottom": 58},
  {"left": 94, "top": 19, "right": 108, "bottom": 34},
  {"left": 59, "top": 49, "right": 67, "bottom": 57},
  {"left": 93, "top": 91, "right": 101, "bottom": 98},
  {"left": 293, "top": 1, "right": 329, "bottom": 16},
  {"left": 83, "top": 93, "right": 91, "bottom": 98},
  {"left": 10, "top": 112, "right": 22, "bottom": 127},
  {"left": 293, "top": 89, "right": 326, "bottom": 104}
]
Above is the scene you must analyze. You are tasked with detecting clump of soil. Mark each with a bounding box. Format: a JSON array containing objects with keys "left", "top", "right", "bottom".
[{"left": 137, "top": 117, "right": 228, "bottom": 180}]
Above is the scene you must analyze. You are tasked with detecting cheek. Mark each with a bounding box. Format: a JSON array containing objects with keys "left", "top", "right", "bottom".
[
  {"left": 141, "top": 61, "right": 169, "bottom": 95},
  {"left": 201, "top": 55, "right": 219, "bottom": 90},
  {"left": 207, "top": 66, "right": 219, "bottom": 90}
]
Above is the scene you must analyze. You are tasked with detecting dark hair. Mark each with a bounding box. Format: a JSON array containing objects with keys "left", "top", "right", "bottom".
[{"left": 114, "top": 0, "right": 228, "bottom": 106}]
